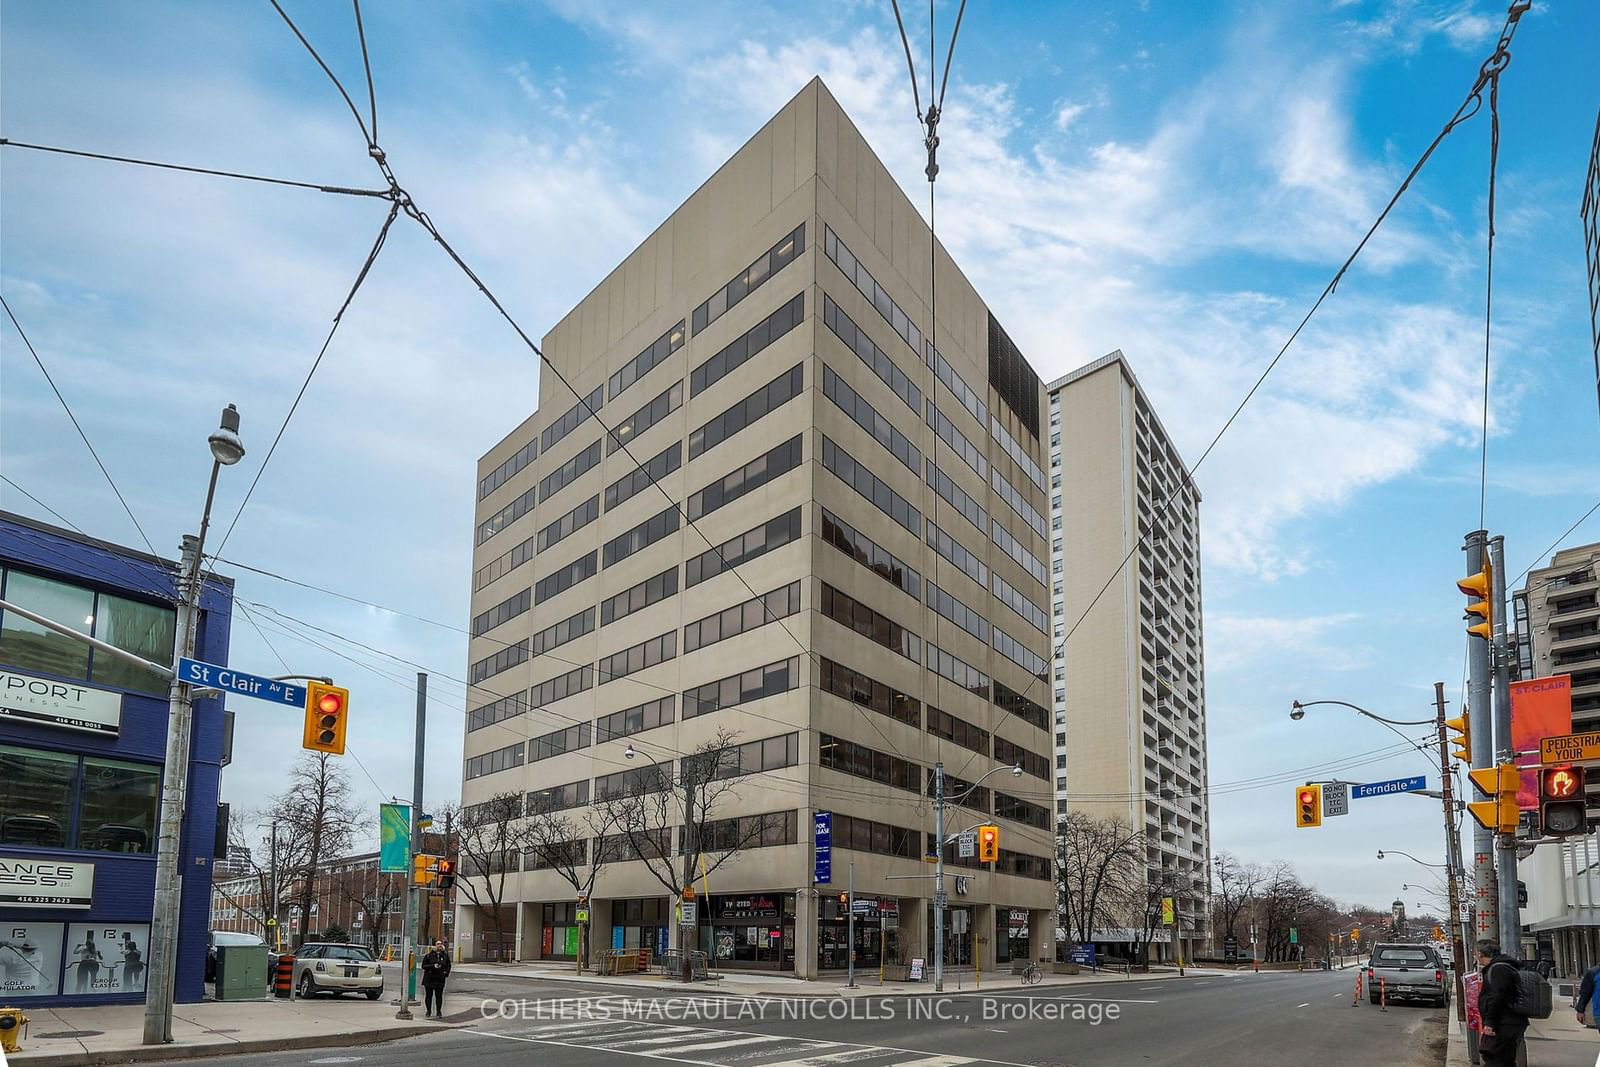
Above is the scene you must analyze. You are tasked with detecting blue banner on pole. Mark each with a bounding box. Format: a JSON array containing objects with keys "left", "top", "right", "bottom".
[
  {"left": 814, "top": 811, "right": 832, "bottom": 884},
  {"left": 1351, "top": 775, "right": 1427, "bottom": 799}
]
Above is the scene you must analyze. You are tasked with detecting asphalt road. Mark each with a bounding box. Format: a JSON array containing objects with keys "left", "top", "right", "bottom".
[{"left": 150, "top": 966, "right": 1446, "bottom": 1067}]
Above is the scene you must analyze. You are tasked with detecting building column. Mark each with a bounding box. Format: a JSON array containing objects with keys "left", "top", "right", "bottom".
[
  {"left": 589, "top": 899, "right": 614, "bottom": 969},
  {"left": 1030, "top": 908, "right": 1053, "bottom": 964},
  {"left": 795, "top": 888, "right": 819, "bottom": 980},
  {"left": 513, "top": 898, "right": 526, "bottom": 961},
  {"left": 455, "top": 902, "right": 477, "bottom": 962},
  {"left": 899, "top": 896, "right": 927, "bottom": 974},
  {"left": 971, "top": 902, "right": 992, "bottom": 975}
]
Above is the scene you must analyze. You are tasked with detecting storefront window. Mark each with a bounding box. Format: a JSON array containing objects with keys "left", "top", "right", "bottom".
[
  {"left": 696, "top": 892, "right": 794, "bottom": 969},
  {"left": 818, "top": 895, "right": 900, "bottom": 970},
  {"left": 78, "top": 757, "right": 160, "bottom": 853},
  {"left": 0, "top": 571, "right": 94, "bottom": 679},
  {"left": 996, "top": 908, "right": 1030, "bottom": 964},
  {"left": 0, "top": 745, "right": 77, "bottom": 848},
  {"left": 90, "top": 594, "right": 175, "bottom": 695}
]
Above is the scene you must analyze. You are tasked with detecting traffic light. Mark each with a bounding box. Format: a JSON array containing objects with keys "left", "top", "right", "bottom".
[
  {"left": 1467, "top": 763, "right": 1520, "bottom": 833},
  {"left": 1295, "top": 785, "right": 1322, "bottom": 828},
  {"left": 1444, "top": 715, "right": 1471, "bottom": 764},
  {"left": 1458, "top": 561, "right": 1494, "bottom": 641},
  {"left": 436, "top": 858, "right": 456, "bottom": 891},
  {"left": 1539, "top": 765, "right": 1588, "bottom": 837},
  {"left": 977, "top": 825, "right": 1000, "bottom": 863},
  {"left": 413, "top": 854, "right": 437, "bottom": 887},
  {"left": 301, "top": 682, "right": 350, "bottom": 755}
]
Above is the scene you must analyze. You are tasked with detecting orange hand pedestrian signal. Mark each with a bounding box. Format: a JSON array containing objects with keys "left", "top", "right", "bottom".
[
  {"left": 1296, "top": 785, "right": 1322, "bottom": 828},
  {"left": 302, "top": 682, "right": 350, "bottom": 755},
  {"left": 1540, "top": 765, "right": 1588, "bottom": 837}
]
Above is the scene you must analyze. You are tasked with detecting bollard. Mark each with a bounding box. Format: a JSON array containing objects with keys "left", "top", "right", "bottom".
[
  {"left": 1379, "top": 977, "right": 1387, "bottom": 1012},
  {"left": 273, "top": 954, "right": 296, "bottom": 999},
  {"left": 1351, "top": 970, "right": 1363, "bottom": 1006}
]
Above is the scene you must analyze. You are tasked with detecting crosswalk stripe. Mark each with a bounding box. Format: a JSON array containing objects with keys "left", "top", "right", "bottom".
[
  {"left": 664, "top": 1034, "right": 803, "bottom": 1054},
  {"left": 882, "top": 1057, "right": 979, "bottom": 1067},
  {"left": 757, "top": 1049, "right": 918, "bottom": 1066},
  {"left": 594, "top": 1031, "right": 717, "bottom": 1049}
]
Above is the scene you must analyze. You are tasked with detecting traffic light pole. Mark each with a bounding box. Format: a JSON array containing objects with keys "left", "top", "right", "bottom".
[
  {"left": 1435, "top": 683, "right": 1470, "bottom": 1021},
  {"left": 1465, "top": 529, "right": 1499, "bottom": 947},
  {"left": 1489, "top": 534, "right": 1522, "bottom": 954}
]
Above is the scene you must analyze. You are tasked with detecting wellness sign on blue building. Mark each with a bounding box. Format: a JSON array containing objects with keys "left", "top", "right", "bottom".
[{"left": 0, "top": 511, "right": 233, "bottom": 1006}]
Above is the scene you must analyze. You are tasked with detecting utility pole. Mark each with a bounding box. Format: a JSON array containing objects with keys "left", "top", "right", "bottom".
[
  {"left": 1465, "top": 529, "right": 1498, "bottom": 946},
  {"left": 846, "top": 861, "right": 856, "bottom": 988},
  {"left": 1435, "top": 682, "right": 1470, "bottom": 1020},
  {"left": 396, "top": 673, "right": 426, "bottom": 1019},
  {"left": 933, "top": 761, "right": 946, "bottom": 993},
  {"left": 1489, "top": 534, "right": 1521, "bottom": 954},
  {"left": 268, "top": 820, "right": 279, "bottom": 948}
]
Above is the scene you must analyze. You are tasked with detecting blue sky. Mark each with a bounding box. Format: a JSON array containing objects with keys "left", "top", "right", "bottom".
[{"left": 3, "top": 0, "right": 1596, "bottom": 908}]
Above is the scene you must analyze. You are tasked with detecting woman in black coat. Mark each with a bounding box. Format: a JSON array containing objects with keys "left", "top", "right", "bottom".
[{"left": 420, "top": 940, "right": 452, "bottom": 1018}]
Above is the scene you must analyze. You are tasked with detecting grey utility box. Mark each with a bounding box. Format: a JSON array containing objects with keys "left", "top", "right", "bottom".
[{"left": 215, "top": 944, "right": 269, "bottom": 1000}]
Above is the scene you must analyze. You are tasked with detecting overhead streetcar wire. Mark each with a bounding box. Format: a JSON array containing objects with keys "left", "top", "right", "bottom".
[
  {"left": 2, "top": 292, "right": 162, "bottom": 560},
  {"left": 0, "top": 139, "right": 393, "bottom": 198}
]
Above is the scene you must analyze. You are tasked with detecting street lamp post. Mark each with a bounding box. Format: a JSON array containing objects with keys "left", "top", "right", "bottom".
[
  {"left": 143, "top": 404, "right": 246, "bottom": 1045},
  {"left": 1293, "top": 689, "right": 1470, "bottom": 1025},
  {"left": 933, "top": 760, "right": 1021, "bottom": 993},
  {"left": 624, "top": 744, "right": 689, "bottom": 981}
]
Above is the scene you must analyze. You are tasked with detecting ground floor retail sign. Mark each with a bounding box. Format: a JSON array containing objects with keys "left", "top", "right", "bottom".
[
  {"left": 0, "top": 855, "right": 94, "bottom": 908},
  {"left": 0, "top": 668, "right": 122, "bottom": 736}
]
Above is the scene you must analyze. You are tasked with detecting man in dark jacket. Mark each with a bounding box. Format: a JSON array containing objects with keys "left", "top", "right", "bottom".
[
  {"left": 421, "top": 940, "right": 451, "bottom": 1019},
  {"left": 1475, "top": 939, "right": 1527, "bottom": 1066}
]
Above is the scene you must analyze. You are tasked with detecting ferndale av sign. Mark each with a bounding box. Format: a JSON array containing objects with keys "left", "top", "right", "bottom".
[
  {"left": 0, "top": 668, "right": 123, "bottom": 736},
  {"left": 0, "top": 855, "right": 96, "bottom": 908}
]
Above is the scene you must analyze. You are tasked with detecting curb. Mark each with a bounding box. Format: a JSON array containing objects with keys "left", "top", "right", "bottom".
[{"left": 10, "top": 1022, "right": 453, "bottom": 1067}]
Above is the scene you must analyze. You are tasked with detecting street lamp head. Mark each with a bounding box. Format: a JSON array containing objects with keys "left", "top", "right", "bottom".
[
  {"left": 1289, "top": 701, "right": 1306, "bottom": 721},
  {"left": 1010, "top": 764, "right": 1022, "bottom": 777},
  {"left": 1376, "top": 850, "right": 1386, "bottom": 860},
  {"left": 624, "top": 744, "right": 636, "bottom": 760},
  {"left": 208, "top": 403, "right": 245, "bottom": 465}
]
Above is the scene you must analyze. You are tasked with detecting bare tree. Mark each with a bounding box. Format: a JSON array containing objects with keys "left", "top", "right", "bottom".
[
  {"left": 261, "top": 753, "right": 359, "bottom": 946},
  {"left": 599, "top": 729, "right": 772, "bottom": 968},
  {"left": 1121, "top": 865, "right": 1203, "bottom": 964},
  {"left": 449, "top": 792, "right": 525, "bottom": 961},
  {"left": 521, "top": 795, "right": 619, "bottom": 973},
  {"left": 1211, "top": 852, "right": 1265, "bottom": 948},
  {"left": 1055, "top": 812, "right": 1146, "bottom": 949},
  {"left": 329, "top": 864, "right": 404, "bottom": 953}
]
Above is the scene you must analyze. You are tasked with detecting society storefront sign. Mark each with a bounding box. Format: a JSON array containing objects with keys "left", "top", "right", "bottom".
[
  {"left": 0, "top": 856, "right": 95, "bottom": 908},
  {"left": 0, "top": 668, "right": 122, "bottom": 736},
  {"left": 0, "top": 922, "right": 65, "bottom": 997}
]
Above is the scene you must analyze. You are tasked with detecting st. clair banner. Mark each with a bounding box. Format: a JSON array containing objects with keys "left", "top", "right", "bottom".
[
  {"left": 1512, "top": 675, "right": 1572, "bottom": 809},
  {"left": 379, "top": 803, "right": 411, "bottom": 873}
]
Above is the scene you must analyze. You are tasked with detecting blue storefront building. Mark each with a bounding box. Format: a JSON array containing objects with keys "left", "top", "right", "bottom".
[{"left": 0, "top": 511, "right": 232, "bottom": 1006}]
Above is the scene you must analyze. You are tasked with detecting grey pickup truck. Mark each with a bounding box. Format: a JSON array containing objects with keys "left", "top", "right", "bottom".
[{"left": 1366, "top": 942, "right": 1450, "bottom": 1007}]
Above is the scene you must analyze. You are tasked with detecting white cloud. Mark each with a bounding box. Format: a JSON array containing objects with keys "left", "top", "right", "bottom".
[
  {"left": 1207, "top": 611, "right": 1368, "bottom": 671},
  {"left": 1054, "top": 101, "right": 1088, "bottom": 132}
]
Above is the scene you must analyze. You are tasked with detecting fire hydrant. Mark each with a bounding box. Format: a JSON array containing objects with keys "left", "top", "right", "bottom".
[{"left": 0, "top": 1006, "right": 30, "bottom": 1053}]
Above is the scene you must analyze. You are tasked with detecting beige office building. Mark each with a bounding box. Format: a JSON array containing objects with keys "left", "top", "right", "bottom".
[
  {"left": 457, "top": 79, "right": 1056, "bottom": 976},
  {"left": 1046, "top": 354, "right": 1211, "bottom": 961},
  {"left": 1515, "top": 541, "right": 1600, "bottom": 974}
]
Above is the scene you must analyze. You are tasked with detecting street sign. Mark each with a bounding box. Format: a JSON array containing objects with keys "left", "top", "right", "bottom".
[
  {"left": 957, "top": 831, "right": 977, "bottom": 858},
  {"left": 681, "top": 900, "right": 697, "bottom": 926},
  {"left": 933, "top": 892, "right": 949, "bottom": 909},
  {"left": 1541, "top": 731, "right": 1600, "bottom": 765},
  {"left": 575, "top": 907, "right": 590, "bottom": 924},
  {"left": 178, "top": 658, "right": 306, "bottom": 708},
  {"left": 1323, "top": 782, "right": 1350, "bottom": 817},
  {"left": 1351, "top": 775, "right": 1427, "bottom": 799},
  {"left": 813, "top": 812, "right": 832, "bottom": 885},
  {"left": 851, "top": 898, "right": 876, "bottom": 914}
]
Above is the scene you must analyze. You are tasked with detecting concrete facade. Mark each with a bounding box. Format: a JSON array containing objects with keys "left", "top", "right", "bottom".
[
  {"left": 458, "top": 80, "right": 1056, "bottom": 977},
  {"left": 1045, "top": 354, "right": 1211, "bottom": 961}
]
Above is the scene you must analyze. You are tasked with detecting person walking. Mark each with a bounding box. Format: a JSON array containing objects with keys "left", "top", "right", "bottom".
[
  {"left": 421, "top": 939, "right": 451, "bottom": 1019},
  {"left": 1575, "top": 960, "right": 1600, "bottom": 1029},
  {"left": 1475, "top": 939, "right": 1528, "bottom": 1066}
]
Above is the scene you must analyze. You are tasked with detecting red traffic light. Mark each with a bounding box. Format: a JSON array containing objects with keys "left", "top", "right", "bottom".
[
  {"left": 317, "top": 690, "right": 344, "bottom": 715},
  {"left": 1544, "top": 767, "right": 1581, "bottom": 799},
  {"left": 1298, "top": 789, "right": 1316, "bottom": 805}
]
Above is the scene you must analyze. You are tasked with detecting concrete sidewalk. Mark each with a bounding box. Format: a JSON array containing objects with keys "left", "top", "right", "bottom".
[
  {"left": 425, "top": 958, "right": 1244, "bottom": 998},
  {"left": 4, "top": 997, "right": 450, "bottom": 1066},
  {"left": 1446, "top": 1010, "right": 1600, "bottom": 1066}
]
